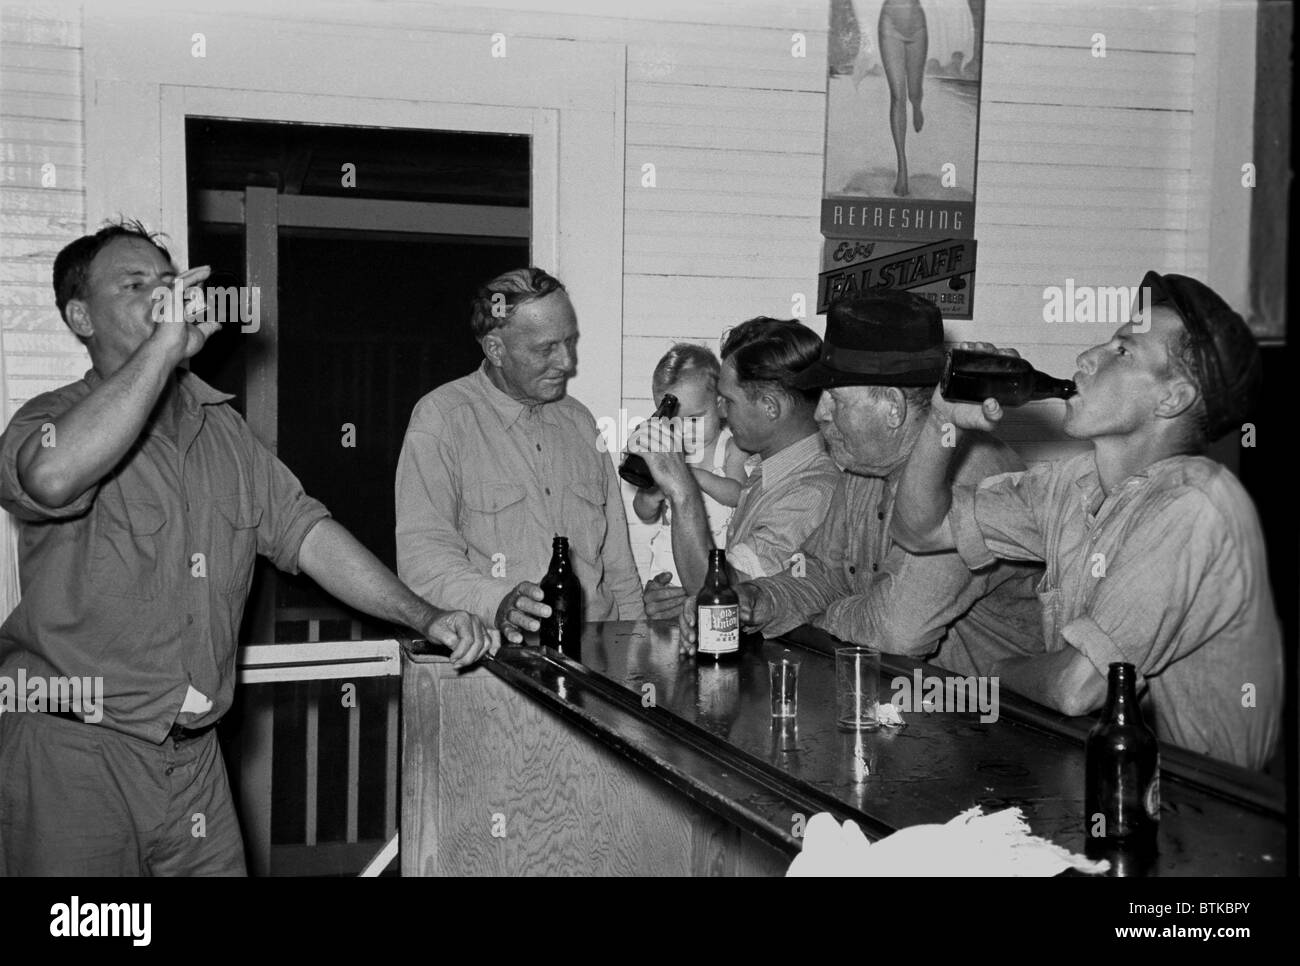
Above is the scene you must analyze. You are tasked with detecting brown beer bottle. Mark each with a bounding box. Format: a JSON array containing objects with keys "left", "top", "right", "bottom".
[
  {"left": 941, "top": 348, "right": 1076, "bottom": 406},
  {"left": 619, "top": 394, "right": 679, "bottom": 490},
  {"left": 1085, "top": 662, "right": 1159, "bottom": 872},
  {"left": 539, "top": 536, "right": 584, "bottom": 661},
  {"left": 695, "top": 549, "right": 740, "bottom": 662}
]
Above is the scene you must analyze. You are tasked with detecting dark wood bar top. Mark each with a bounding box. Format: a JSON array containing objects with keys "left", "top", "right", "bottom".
[{"left": 404, "top": 620, "right": 1287, "bottom": 875}]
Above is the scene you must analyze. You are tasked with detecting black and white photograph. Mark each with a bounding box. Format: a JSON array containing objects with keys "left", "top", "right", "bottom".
[{"left": 0, "top": 0, "right": 1293, "bottom": 939}]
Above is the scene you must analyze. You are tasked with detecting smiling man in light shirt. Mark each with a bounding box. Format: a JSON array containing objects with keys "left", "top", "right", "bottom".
[
  {"left": 891, "top": 272, "right": 1282, "bottom": 769},
  {"left": 0, "top": 220, "right": 492, "bottom": 876},
  {"left": 396, "top": 267, "right": 645, "bottom": 644}
]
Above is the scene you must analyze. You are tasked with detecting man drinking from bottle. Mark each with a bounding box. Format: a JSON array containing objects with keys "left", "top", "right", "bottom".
[{"left": 890, "top": 272, "right": 1282, "bottom": 769}]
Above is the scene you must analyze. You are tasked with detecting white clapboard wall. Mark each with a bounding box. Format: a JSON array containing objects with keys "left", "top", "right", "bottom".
[
  {"left": 0, "top": 0, "right": 1240, "bottom": 583},
  {"left": 0, "top": 5, "right": 88, "bottom": 412}
]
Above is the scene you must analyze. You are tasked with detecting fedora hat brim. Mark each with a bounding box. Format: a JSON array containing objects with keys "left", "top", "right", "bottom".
[{"left": 790, "top": 355, "right": 945, "bottom": 390}]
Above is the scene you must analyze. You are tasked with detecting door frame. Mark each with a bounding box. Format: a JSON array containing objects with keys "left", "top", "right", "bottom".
[{"left": 83, "top": 8, "right": 626, "bottom": 432}]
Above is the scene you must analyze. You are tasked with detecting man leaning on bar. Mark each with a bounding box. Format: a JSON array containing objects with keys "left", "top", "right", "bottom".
[
  {"left": 891, "top": 272, "right": 1283, "bottom": 770},
  {"left": 395, "top": 267, "right": 645, "bottom": 644},
  {"left": 0, "top": 220, "right": 494, "bottom": 876},
  {"left": 677, "top": 291, "right": 1044, "bottom": 675}
]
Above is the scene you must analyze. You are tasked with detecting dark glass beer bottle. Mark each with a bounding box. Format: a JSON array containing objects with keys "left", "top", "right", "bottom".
[
  {"left": 539, "top": 536, "right": 584, "bottom": 661},
  {"left": 1085, "top": 662, "right": 1159, "bottom": 870},
  {"left": 695, "top": 549, "right": 740, "bottom": 661},
  {"left": 941, "top": 348, "right": 1076, "bottom": 406},
  {"left": 619, "top": 394, "right": 679, "bottom": 490}
]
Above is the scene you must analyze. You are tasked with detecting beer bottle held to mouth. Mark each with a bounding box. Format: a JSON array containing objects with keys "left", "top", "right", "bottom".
[
  {"left": 1085, "top": 662, "right": 1160, "bottom": 873},
  {"left": 941, "top": 349, "right": 1076, "bottom": 406},
  {"left": 539, "top": 536, "right": 584, "bottom": 662},
  {"left": 696, "top": 549, "right": 740, "bottom": 662},
  {"left": 619, "top": 394, "right": 679, "bottom": 490}
]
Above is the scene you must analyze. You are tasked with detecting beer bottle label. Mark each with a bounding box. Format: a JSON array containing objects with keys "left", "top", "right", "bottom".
[{"left": 697, "top": 604, "right": 739, "bottom": 654}]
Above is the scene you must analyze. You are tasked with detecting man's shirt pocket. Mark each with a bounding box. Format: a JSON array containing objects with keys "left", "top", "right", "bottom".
[
  {"left": 91, "top": 498, "right": 167, "bottom": 600},
  {"left": 461, "top": 481, "right": 529, "bottom": 558},
  {"left": 213, "top": 496, "right": 264, "bottom": 596}
]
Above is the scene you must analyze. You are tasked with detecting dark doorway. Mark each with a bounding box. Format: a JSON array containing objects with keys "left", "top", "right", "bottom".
[{"left": 185, "top": 118, "right": 530, "bottom": 643}]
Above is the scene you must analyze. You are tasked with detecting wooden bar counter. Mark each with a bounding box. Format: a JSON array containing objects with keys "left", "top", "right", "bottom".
[{"left": 400, "top": 621, "right": 1286, "bottom": 876}]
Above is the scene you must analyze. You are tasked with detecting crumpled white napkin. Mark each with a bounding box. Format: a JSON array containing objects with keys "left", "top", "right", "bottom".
[
  {"left": 787, "top": 806, "right": 1110, "bottom": 876},
  {"left": 874, "top": 702, "right": 904, "bottom": 727}
]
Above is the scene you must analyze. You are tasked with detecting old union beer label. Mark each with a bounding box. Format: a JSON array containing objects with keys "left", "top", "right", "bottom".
[{"left": 697, "top": 604, "right": 739, "bottom": 655}]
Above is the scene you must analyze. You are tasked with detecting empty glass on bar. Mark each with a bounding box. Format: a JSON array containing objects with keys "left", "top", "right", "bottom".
[
  {"left": 836, "top": 646, "right": 880, "bottom": 731},
  {"left": 768, "top": 651, "right": 799, "bottom": 718}
]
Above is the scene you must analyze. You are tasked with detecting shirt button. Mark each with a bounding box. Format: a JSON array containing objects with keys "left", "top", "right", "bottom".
[
  {"left": 186, "top": 615, "right": 194, "bottom": 625},
  {"left": 848, "top": 566, "right": 856, "bottom": 575},
  {"left": 165, "top": 766, "right": 175, "bottom": 775}
]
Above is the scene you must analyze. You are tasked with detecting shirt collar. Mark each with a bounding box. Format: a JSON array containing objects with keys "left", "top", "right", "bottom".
[
  {"left": 472, "top": 361, "right": 558, "bottom": 430},
  {"left": 1073, "top": 453, "right": 1192, "bottom": 517},
  {"left": 82, "top": 366, "right": 234, "bottom": 413},
  {"left": 753, "top": 431, "right": 826, "bottom": 490}
]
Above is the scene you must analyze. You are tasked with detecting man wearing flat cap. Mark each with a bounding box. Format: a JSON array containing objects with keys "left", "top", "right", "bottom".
[
  {"left": 678, "top": 290, "right": 1044, "bottom": 675},
  {"left": 892, "top": 272, "right": 1283, "bottom": 769}
]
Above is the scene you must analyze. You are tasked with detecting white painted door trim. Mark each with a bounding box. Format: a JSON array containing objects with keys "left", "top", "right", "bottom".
[{"left": 82, "top": 8, "right": 625, "bottom": 426}]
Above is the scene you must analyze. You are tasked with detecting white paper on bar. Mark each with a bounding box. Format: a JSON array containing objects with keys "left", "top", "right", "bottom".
[
  {"left": 875, "top": 701, "right": 904, "bottom": 727},
  {"left": 787, "top": 806, "right": 1111, "bottom": 877}
]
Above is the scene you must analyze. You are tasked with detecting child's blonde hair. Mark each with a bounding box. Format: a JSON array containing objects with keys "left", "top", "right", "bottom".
[{"left": 652, "top": 343, "right": 720, "bottom": 398}]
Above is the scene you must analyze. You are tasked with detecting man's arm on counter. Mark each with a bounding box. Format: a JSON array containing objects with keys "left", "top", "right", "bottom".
[
  {"left": 820, "top": 545, "right": 1009, "bottom": 656},
  {"left": 299, "top": 518, "right": 495, "bottom": 668},
  {"left": 993, "top": 648, "right": 1106, "bottom": 719},
  {"left": 746, "top": 493, "right": 851, "bottom": 636},
  {"left": 818, "top": 437, "right": 1038, "bottom": 653}
]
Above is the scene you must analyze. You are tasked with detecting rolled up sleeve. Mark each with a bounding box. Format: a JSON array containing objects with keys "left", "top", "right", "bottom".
[
  {"left": 0, "top": 398, "right": 99, "bottom": 522},
  {"left": 243, "top": 428, "right": 331, "bottom": 575},
  {"left": 947, "top": 483, "right": 995, "bottom": 571},
  {"left": 728, "top": 476, "right": 837, "bottom": 580},
  {"left": 947, "top": 463, "right": 1057, "bottom": 570}
]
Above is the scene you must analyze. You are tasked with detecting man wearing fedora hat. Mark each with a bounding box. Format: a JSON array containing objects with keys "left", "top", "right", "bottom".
[
  {"left": 676, "top": 290, "right": 1044, "bottom": 675},
  {"left": 892, "top": 272, "right": 1282, "bottom": 769}
]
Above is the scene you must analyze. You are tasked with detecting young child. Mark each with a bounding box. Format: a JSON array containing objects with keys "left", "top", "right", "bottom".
[{"left": 632, "top": 344, "right": 751, "bottom": 588}]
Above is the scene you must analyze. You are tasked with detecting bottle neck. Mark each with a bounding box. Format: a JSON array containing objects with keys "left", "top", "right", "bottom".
[
  {"left": 1102, "top": 665, "right": 1141, "bottom": 725},
  {"left": 1030, "top": 372, "right": 1078, "bottom": 400}
]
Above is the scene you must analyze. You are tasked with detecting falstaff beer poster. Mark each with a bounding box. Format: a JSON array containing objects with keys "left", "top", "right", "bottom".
[{"left": 820, "top": 0, "right": 985, "bottom": 319}]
